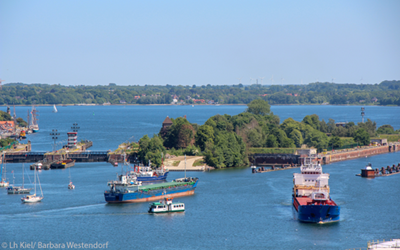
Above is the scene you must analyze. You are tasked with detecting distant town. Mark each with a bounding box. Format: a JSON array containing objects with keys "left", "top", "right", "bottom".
[{"left": 1, "top": 80, "right": 399, "bottom": 106}]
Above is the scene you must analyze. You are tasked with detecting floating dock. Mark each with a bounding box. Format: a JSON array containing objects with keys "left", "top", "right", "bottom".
[{"left": 356, "top": 163, "right": 400, "bottom": 178}]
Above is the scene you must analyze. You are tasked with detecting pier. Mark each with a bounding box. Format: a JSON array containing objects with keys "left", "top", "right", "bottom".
[
  {"left": 322, "top": 143, "right": 400, "bottom": 165},
  {"left": 249, "top": 142, "right": 400, "bottom": 173}
]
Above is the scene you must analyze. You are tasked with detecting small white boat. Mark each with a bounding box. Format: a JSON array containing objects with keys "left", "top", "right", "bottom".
[
  {"left": 21, "top": 194, "right": 43, "bottom": 203},
  {"left": 21, "top": 165, "right": 43, "bottom": 203},
  {"left": 52, "top": 104, "right": 58, "bottom": 113},
  {"left": 68, "top": 168, "right": 75, "bottom": 189},
  {"left": 148, "top": 197, "right": 185, "bottom": 213}
]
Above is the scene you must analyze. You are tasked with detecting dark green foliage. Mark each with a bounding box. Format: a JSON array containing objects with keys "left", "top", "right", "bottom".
[
  {"left": 266, "top": 134, "right": 279, "bottom": 147},
  {"left": 353, "top": 128, "right": 370, "bottom": 146},
  {"left": 303, "top": 130, "right": 329, "bottom": 152},
  {"left": 2, "top": 81, "right": 399, "bottom": 105},
  {"left": 0, "top": 111, "right": 12, "bottom": 121},
  {"left": 377, "top": 125, "right": 395, "bottom": 134},
  {"left": 138, "top": 134, "right": 166, "bottom": 167},
  {"left": 288, "top": 129, "right": 303, "bottom": 147},
  {"left": 357, "top": 119, "right": 377, "bottom": 137},
  {"left": 246, "top": 99, "right": 271, "bottom": 116},
  {"left": 329, "top": 136, "right": 343, "bottom": 149},
  {"left": 195, "top": 125, "right": 214, "bottom": 151},
  {"left": 302, "top": 114, "right": 321, "bottom": 130},
  {"left": 162, "top": 117, "right": 195, "bottom": 149},
  {"left": 16, "top": 117, "right": 28, "bottom": 127},
  {"left": 0, "top": 138, "right": 16, "bottom": 148}
]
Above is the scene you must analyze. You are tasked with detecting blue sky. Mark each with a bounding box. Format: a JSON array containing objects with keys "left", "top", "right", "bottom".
[{"left": 1, "top": 0, "right": 399, "bottom": 86}]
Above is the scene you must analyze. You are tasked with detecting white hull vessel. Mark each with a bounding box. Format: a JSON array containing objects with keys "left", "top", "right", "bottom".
[
  {"left": 22, "top": 165, "right": 43, "bottom": 203},
  {"left": 21, "top": 194, "right": 43, "bottom": 203}
]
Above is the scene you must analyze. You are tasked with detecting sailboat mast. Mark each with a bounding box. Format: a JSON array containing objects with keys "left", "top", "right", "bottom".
[
  {"left": 4, "top": 154, "right": 6, "bottom": 180},
  {"left": 185, "top": 154, "right": 186, "bottom": 179},
  {"left": 34, "top": 165, "right": 36, "bottom": 195},
  {"left": 0, "top": 156, "right": 2, "bottom": 181},
  {"left": 22, "top": 164, "right": 24, "bottom": 188}
]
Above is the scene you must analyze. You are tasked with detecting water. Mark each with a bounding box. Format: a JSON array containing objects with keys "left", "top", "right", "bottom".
[{"left": 1, "top": 105, "right": 399, "bottom": 249}]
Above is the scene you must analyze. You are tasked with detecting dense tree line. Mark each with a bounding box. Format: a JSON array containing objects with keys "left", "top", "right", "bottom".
[
  {"left": 2, "top": 81, "right": 400, "bottom": 105},
  {"left": 136, "top": 100, "right": 396, "bottom": 169}
]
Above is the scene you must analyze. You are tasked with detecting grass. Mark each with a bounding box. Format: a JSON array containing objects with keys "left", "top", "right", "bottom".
[
  {"left": 193, "top": 158, "right": 205, "bottom": 166},
  {"left": 172, "top": 161, "right": 180, "bottom": 166},
  {"left": 374, "top": 134, "right": 400, "bottom": 142}
]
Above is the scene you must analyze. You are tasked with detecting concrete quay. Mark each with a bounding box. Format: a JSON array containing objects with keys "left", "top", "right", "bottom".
[{"left": 321, "top": 142, "right": 400, "bottom": 165}]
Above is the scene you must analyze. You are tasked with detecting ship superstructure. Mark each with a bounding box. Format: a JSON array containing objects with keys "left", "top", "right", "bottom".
[{"left": 292, "top": 156, "right": 340, "bottom": 224}]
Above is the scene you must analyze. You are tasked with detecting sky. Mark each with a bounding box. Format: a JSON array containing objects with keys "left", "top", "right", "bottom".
[{"left": 1, "top": 0, "right": 399, "bottom": 86}]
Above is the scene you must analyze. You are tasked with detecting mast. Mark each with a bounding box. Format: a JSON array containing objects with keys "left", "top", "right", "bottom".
[
  {"left": 34, "top": 164, "right": 36, "bottom": 195},
  {"left": 27, "top": 109, "right": 30, "bottom": 128},
  {"left": 22, "top": 163, "right": 24, "bottom": 188},
  {"left": 13, "top": 105, "right": 16, "bottom": 133},
  {"left": 3, "top": 153, "right": 6, "bottom": 181},
  {"left": 37, "top": 168, "right": 43, "bottom": 197},
  {"left": 184, "top": 154, "right": 186, "bottom": 179},
  {"left": 0, "top": 154, "right": 3, "bottom": 181}
]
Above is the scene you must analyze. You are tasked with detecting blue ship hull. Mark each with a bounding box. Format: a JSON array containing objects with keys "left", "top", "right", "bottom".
[
  {"left": 292, "top": 197, "right": 340, "bottom": 224},
  {"left": 105, "top": 179, "right": 198, "bottom": 203},
  {"left": 136, "top": 172, "right": 169, "bottom": 182}
]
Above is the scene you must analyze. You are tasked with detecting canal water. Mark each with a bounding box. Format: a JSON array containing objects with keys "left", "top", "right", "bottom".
[{"left": 1, "top": 105, "right": 399, "bottom": 249}]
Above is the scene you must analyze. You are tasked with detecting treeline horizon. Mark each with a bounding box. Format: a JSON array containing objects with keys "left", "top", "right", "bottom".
[{"left": 1, "top": 80, "right": 399, "bottom": 106}]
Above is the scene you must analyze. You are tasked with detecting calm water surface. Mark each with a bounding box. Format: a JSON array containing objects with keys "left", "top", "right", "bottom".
[{"left": 0, "top": 105, "right": 399, "bottom": 249}]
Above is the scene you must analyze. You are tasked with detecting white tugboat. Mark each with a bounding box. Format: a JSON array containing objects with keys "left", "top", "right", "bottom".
[{"left": 148, "top": 197, "right": 185, "bottom": 213}]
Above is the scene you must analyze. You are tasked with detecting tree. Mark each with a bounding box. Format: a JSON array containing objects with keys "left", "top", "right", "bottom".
[
  {"left": 288, "top": 129, "right": 303, "bottom": 147},
  {"left": 246, "top": 99, "right": 271, "bottom": 116},
  {"left": 177, "top": 124, "right": 195, "bottom": 148},
  {"left": 302, "top": 114, "right": 321, "bottom": 130},
  {"left": 266, "top": 134, "right": 279, "bottom": 147},
  {"left": 195, "top": 125, "right": 215, "bottom": 151},
  {"left": 138, "top": 134, "right": 166, "bottom": 167},
  {"left": 303, "top": 130, "right": 329, "bottom": 152},
  {"left": 0, "top": 111, "right": 12, "bottom": 121},
  {"left": 162, "top": 117, "right": 194, "bottom": 149},
  {"left": 353, "top": 128, "right": 370, "bottom": 146},
  {"left": 377, "top": 125, "right": 395, "bottom": 134},
  {"left": 16, "top": 118, "right": 28, "bottom": 127},
  {"left": 329, "top": 136, "right": 343, "bottom": 149}
]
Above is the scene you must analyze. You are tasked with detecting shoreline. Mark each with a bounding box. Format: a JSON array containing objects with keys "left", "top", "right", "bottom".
[{"left": 0, "top": 104, "right": 395, "bottom": 107}]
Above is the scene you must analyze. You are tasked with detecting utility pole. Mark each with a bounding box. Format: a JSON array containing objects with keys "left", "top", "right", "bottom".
[{"left": 50, "top": 129, "right": 60, "bottom": 152}]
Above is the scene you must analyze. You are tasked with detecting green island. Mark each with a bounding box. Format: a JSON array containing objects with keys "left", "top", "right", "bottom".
[
  {"left": 2, "top": 80, "right": 400, "bottom": 106},
  {"left": 127, "top": 100, "right": 400, "bottom": 169}
]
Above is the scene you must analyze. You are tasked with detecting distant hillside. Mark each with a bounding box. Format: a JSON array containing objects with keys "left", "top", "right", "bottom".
[{"left": 1, "top": 81, "right": 399, "bottom": 106}]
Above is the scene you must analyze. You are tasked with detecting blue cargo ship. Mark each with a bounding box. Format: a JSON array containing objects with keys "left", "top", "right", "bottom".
[
  {"left": 104, "top": 175, "right": 198, "bottom": 203},
  {"left": 292, "top": 156, "right": 340, "bottom": 224},
  {"left": 128, "top": 165, "right": 169, "bottom": 182}
]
